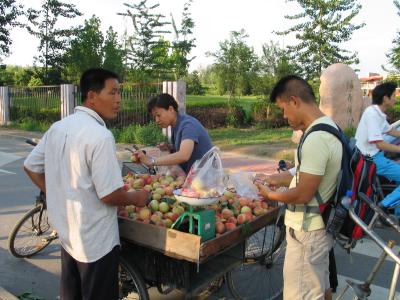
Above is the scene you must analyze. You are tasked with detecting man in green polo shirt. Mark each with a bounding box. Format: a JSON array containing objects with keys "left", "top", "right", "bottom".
[{"left": 256, "top": 75, "right": 342, "bottom": 300}]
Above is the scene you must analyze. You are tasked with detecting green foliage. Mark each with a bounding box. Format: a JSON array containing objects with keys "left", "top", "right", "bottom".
[
  {"left": 186, "top": 71, "right": 205, "bottom": 95},
  {"left": 63, "top": 15, "right": 104, "bottom": 83},
  {"left": 26, "top": 0, "right": 82, "bottom": 84},
  {"left": 227, "top": 100, "right": 247, "bottom": 127},
  {"left": 103, "top": 27, "right": 125, "bottom": 77},
  {"left": 251, "top": 101, "right": 286, "bottom": 128},
  {"left": 170, "top": 0, "right": 195, "bottom": 79},
  {"left": 208, "top": 29, "right": 258, "bottom": 97},
  {"left": 113, "top": 122, "right": 166, "bottom": 145},
  {"left": 386, "top": 0, "right": 400, "bottom": 72},
  {"left": 276, "top": 0, "right": 365, "bottom": 79},
  {"left": 119, "top": 0, "right": 170, "bottom": 80},
  {"left": 0, "top": 0, "right": 23, "bottom": 60},
  {"left": 343, "top": 126, "right": 356, "bottom": 139}
]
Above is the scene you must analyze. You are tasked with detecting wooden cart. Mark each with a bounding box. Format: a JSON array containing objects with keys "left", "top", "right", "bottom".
[{"left": 118, "top": 205, "right": 281, "bottom": 299}]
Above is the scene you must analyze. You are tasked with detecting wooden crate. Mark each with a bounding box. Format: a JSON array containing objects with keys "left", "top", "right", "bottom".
[{"left": 119, "top": 206, "right": 280, "bottom": 263}]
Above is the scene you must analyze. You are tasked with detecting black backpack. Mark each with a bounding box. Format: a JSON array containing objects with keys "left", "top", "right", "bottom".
[{"left": 295, "top": 123, "right": 378, "bottom": 251}]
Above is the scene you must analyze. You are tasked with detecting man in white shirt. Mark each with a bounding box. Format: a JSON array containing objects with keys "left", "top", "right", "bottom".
[
  {"left": 355, "top": 82, "right": 400, "bottom": 216},
  {"left": 24, "top": 68, "right": 149, "bottom": 300}
]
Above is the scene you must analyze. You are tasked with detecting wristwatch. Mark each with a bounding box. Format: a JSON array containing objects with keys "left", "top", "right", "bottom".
[{"left": 149, "top": 157, "right": 156, "bottom": 167}]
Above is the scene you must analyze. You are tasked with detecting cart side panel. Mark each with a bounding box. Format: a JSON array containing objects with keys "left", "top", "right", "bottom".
[
  {"left": 200, "top": 206, "right": 280, "bottom": 260},
  {"left": 119, "top": 218, "right": 202, "bottom": 262}
]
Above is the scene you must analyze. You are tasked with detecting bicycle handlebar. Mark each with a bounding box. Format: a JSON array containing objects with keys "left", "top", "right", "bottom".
[{"left": 26, "top": 139, "right": 38, "bottom": 147}]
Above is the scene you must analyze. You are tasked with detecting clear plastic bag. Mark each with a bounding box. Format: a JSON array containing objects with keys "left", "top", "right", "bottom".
[
  {"left": 182, "top": 147, "right": 225, "bottom": 198},
  {"left": 229, "top": 172, "right": 259, "bottom": 199}
]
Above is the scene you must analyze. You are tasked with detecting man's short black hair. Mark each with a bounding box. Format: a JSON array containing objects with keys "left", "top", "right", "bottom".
[
  {"left": 80, "top": 68, "right": 119, "bottom": 102},
  {"left": 270, "top": 75, "right": 316, "bottom": 104},
  {"left": 372, "top": 82, "right": 397, "bottom": 105},
  {"left": 147, "top": 93, "right": 178, "bottom": 114}
]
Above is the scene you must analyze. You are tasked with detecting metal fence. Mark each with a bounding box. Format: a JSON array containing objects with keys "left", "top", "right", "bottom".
[
  {"left": 9, "top": 85, "right": 61, "bottom": 124},
  {"left": 7, "top": 82, "right": 163, "bottom": 128}
]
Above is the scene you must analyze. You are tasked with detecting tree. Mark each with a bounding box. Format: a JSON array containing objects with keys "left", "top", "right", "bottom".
[
  {"left": 119, "top": 0, "right": 170, "bottom": 80},
  {"left": 63, "top": 16, "right": 104, "bottom": 83},
  {"left": 0, "top": 0, "right": 23, "bottom": 62},
  {"left": 103, "top": 27, "right": 125, "bottom": 78},
  {"left": 26, "top": 0, "right": 81, "bottom": 84},
  {"left": 276, "top": 0, "right": 365, "bottom": 79},
  {"left": 208, "top": 30, "right": 258, "bottom": 97},
  {"left": 170, "top": 0, "right": 196, "bottom": 80},
  {"left": 186, "top": 71, "right": 205, "bottom": 95},
  {"left": 252, "top": 41, "right": 297, "bottom": 98},
  {"left": 386, "top": 0, "right": 400, "bottom": 72}
]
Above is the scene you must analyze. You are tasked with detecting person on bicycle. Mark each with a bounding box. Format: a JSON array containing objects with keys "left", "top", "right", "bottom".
[
  {"left": 23, "top": 68, "right": 149, "bottom": 300},
  {"left": 355, "top": 82, "right": 400, "bottom": 217},
  {"left": 255, "top": 75, "right": 342, "bottom": 300},
  {"left": 136, "top": 93, "right": 213, "bottom": 174}
]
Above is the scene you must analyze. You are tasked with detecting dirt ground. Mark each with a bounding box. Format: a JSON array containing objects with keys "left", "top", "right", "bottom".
[{"left": 216, "top": 140, "right": 296, "bottom": 163}]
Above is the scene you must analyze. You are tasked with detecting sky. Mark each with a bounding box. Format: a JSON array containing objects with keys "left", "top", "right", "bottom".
[{"left": 3, "top": 0, "right": 400, "bottom": 78}]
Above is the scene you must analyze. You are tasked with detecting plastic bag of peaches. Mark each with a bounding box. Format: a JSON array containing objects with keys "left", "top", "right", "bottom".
[{"left": 181, "top": 147, "right": 225, "bottom": 198}]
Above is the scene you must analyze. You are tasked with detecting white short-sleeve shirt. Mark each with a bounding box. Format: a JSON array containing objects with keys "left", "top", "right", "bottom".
[
  {"left": 24, "top": 106, "right": 124, "bottom": 263},
  {"left": 355, "top": 105, "right": 391, "bottom": 156}
]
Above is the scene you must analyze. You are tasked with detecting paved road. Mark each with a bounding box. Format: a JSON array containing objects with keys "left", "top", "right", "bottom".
[{"left": 0, "top": 128, "right": 399, "bottom": 299}]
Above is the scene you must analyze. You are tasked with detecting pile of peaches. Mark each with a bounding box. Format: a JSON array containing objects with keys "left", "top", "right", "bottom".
[{"left": 118, "top": 173, "right": 272, "bottom": 236}]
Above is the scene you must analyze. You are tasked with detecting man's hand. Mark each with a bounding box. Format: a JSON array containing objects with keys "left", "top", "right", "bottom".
[
  {"left": 255, "top": 182, "right": 271, "bottom": 199},
  {"left": 128, "top": 189, "right": 149, "bottom": 207},
  {"left": 102, "top": 188, "right": 150, "bottom": 207}
]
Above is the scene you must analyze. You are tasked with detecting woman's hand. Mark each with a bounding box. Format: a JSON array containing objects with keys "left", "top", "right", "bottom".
[
  {"left": 135, "top": 151, "right": 152, "bottom": 166},
  {"left": 157, "top": 142, "right": 171, "bottom": 152}
]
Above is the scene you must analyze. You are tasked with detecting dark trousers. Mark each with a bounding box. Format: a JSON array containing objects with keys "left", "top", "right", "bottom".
[{"left": 60, "top": 245, "right": 120, "bottom": 300}]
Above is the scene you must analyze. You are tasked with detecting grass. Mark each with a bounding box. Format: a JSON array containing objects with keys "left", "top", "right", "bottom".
[{"left": 186, "top": 94, "right": 262, "bottom": 114}]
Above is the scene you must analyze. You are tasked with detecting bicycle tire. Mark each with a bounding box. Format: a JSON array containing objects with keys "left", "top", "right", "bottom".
[
  {"left": 8, "top": 205, "right": 53, "bottom": 258},
  {"left": 226, "top": 239, "right": 286, "bottom": 300},
  {"left": 245, "top": 220, "right": 285, "bottom": 261},
  {"left": 226, "top": 220, "right": 286, "bottom": 300},
  {"left": 119, "top": 256, "right": 150, "bottom": 300}
]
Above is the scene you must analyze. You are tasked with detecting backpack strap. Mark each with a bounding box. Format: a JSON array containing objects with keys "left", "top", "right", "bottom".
[{"left": 293, "top": 123, "right": 346, "bottom": 230}]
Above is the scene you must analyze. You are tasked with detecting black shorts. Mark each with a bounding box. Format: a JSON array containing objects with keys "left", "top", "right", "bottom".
[{"left": 60, "top": 245, "right": 120, "bottom": 300}]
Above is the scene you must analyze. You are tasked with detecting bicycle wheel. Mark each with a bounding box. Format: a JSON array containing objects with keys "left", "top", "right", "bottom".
[
  {"left": 226, "top": 218, "right": 286, "bottom": 300},
  {"left": 119, "top": 256, "right": 149, "bottom": 300},
  {"left": 226, "top": 239, "right": 286, "bottom": 300},
  {"left": 245, "top": 220, "right": 285, "bottom": 260},
  {"left": 8, "top": 205, "right": 53, "bottom": 258}
]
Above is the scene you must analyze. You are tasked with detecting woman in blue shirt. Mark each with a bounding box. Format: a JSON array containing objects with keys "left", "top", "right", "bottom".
[{"left": 137, "top": 93, "right": 213, "bottom": 174}]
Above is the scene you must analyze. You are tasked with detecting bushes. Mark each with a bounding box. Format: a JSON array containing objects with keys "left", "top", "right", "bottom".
[
  {"left": 112, "top": 122, "right": 166, "bottom": 145},
  {"left": 251, "top": 101, "right": 286, "bottom": 128}
]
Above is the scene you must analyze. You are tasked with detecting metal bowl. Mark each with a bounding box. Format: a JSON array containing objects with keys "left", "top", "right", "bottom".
[{"left": 173, "top": 189, "right": 220, "bottom": 206}]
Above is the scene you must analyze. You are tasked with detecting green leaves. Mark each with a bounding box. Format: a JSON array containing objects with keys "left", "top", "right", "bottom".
[{"left": 276, "top": 0, "right": 365, "bottom": 79}]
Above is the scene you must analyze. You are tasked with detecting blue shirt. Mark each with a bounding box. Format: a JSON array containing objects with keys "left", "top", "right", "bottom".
[{"left": 171, "top": 113, "right": 213, "bottom": 173}]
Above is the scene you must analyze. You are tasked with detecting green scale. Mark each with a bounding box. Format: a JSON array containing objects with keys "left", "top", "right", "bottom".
[{"left": 172, "top": 190, "right": 217, "bottom": 242}]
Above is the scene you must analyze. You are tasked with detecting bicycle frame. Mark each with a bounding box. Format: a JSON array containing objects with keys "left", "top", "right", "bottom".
[{"left": 336, "top": 192, "right": 400, "bottom": 300}]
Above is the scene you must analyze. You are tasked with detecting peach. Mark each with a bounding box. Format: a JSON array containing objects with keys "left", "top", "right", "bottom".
[
  {"left": 139, "top": 207, "right": 151, "bottom": 220},
  {"left": 240, "top": 206, "right": 252, "bottom": 214},
  {"left": 222, "top": 208, "right": 233, "bottom": 219},
  {"left": 159, "top": 202, "right": 170, "bottom": 213},
  {"left": 225, "top": 222, "right": 237, "bottom": 231},
  {"left": 216, "top": 221, "right": 226, "bottom": 234},
  {"left": 237, "top": 213, "right": 247, "bottom": 225},
  {"left": 149, "top": 200, "right": 159, "bottom": 212}
]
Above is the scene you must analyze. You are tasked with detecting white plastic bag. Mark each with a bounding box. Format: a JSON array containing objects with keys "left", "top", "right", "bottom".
[
  {"left": 229, "top": 172, "right": 259, "bottom": 199},
  {"left": 182, "top": 147, "right": 225, "bottom": 198}
]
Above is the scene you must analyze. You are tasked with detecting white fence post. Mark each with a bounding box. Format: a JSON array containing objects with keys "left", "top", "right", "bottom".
[
  {"left": 0, "top": 86, "right": 10, "bottom": 125},
  {"left": 162, "top": 80, "right": 186, "bottom": 113},
  {"left": 162, "top": 80, "right": 187, "bottom": 141},
  {"left": 60, "top": 84, "right": 76, "bottom": 119}
]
